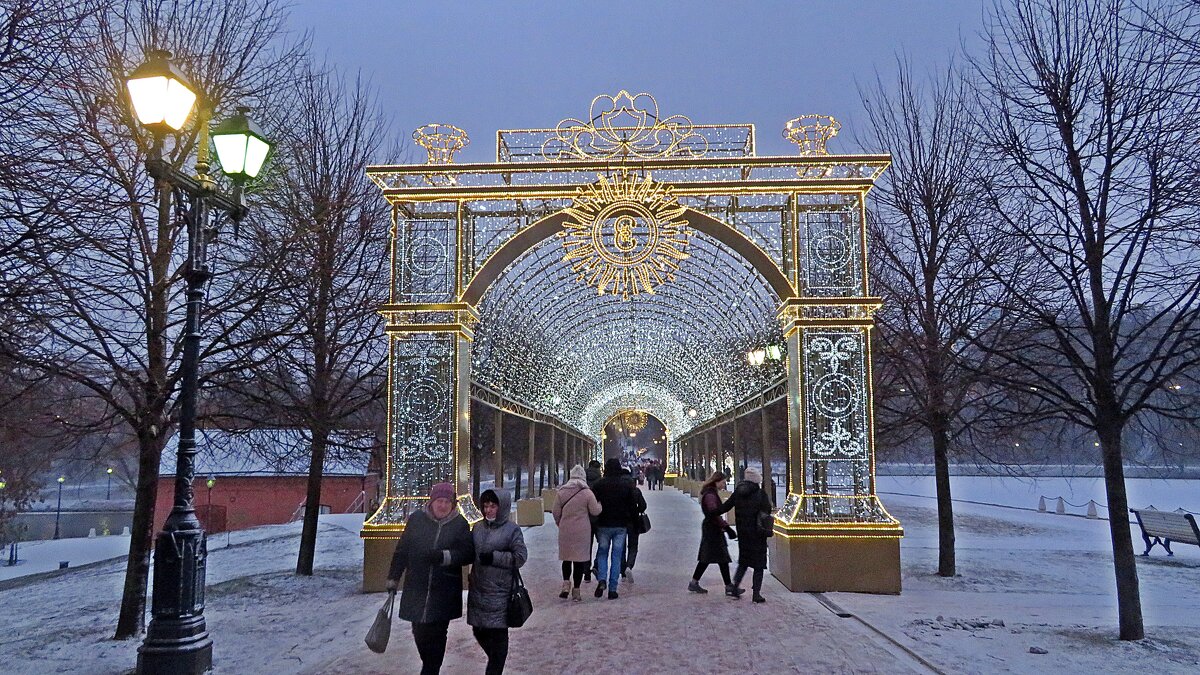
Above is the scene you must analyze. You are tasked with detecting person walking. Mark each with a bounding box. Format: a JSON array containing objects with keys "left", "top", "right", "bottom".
[
  {"left": 727, "top": 466, "right": 773, "bottom": 603},
  {"left": 582, "top": 458, "right": 604, "bottom": 582},
  {"left": 386, "top": 483, "right": 474, "bottom": 675},
  {"left": 620, "top": 467, "right": 647, "bottom": 583},
  {"left": 552, "top": 464, "right": 601, "bottom": 601},
  {"left": 687, "top": 471, "right": 741, "bottom": 597},
  {"left": 467, "top": 488, "right": 527, "bottom": 675},
  {"left": 591, "top": 457, "right": 639, "bottom": 599}
]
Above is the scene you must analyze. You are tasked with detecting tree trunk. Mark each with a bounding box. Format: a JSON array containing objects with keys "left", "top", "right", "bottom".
[
  {"left": 296, "top": 427, "right": 328, "bottom": 576},
  {"left": 932, "top": 424, "right": 955, "bottom": 577},
  {"left": 1099, "top": 420, "right": 1144, "bottom": 640},
  {"left": 114, "top": 431, "right": 164, "bottom": 639}
]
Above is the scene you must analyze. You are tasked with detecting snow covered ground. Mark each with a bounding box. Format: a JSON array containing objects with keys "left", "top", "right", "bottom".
[{"left": 0, "top": 481, "right": 1197, "bottom": 674}]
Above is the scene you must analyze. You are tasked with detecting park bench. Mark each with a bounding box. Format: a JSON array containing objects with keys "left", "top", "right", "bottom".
[{"left": 1129, "top": 507, "right": 1200, "bottom": 556}]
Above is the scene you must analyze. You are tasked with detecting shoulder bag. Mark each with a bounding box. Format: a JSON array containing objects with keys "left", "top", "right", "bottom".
[
  {"left": 506, "top": 567, "right": 534, "bottom": 628},
  {"left": 637, "top": 512, "right": 652, "bottom": 534}
]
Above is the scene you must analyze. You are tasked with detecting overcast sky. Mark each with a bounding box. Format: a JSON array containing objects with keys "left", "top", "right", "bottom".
[{"left": 288, "top": 1, "right": 990, "bottom": 162}]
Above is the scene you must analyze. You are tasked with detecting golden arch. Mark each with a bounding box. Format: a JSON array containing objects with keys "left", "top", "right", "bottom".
[{"left": 460, "top": 207, "right": 794, "bottom": 305}]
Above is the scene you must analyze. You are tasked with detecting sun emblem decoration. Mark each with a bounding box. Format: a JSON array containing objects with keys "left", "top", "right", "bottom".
[{"left": 559, "top": 170, "right": 690, "bottom": 300}]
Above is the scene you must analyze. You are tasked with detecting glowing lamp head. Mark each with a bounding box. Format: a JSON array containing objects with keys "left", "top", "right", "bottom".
[
  {"left": 57, "top": 476, "right": 66, "bottom": 484},
  {"left": 206, "top": 476, "right": 216, "bottom": 489},
  {"left": 0, "top": 479, "right": 6, "bottom": 489},
  {"left": 747, "top": 348, "right": 766, "bottom": 366},
  {"left": 688, "top": 408, "right": 697, "bottom": 418},
  {"left": 126, "top": 50, "right": 197, "bottom": 132},
  {"left": 765, "top": 345, "right": 783, "bottom": 361},
  {"left": 106, "top": 467, "right": 113, "bottom": 475},
  {"left": 212, "top": 106, "right": 272, "bottom": 181}
]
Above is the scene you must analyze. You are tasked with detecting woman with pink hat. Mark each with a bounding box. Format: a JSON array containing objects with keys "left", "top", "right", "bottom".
[{"left": 386, "top": 482, "right": 474, "bottom": 674}]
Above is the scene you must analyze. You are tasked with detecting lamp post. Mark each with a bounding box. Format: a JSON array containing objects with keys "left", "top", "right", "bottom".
[
  {"left": 53, "top": 476, "right": 65, "bottom": 539},
  {"left": 106, "top": 467, "right": 114, "bottom": 500},
  {"left": 205, "top": 476, "right": 215, "bottom": 528},
  {"left": 126, "top": 49, "right": 271, "bottom": 675}
]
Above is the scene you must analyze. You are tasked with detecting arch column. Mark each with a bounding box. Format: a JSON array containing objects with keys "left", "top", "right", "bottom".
[{"left": 761, "top": 187, "right": 902, "bottom": 594}]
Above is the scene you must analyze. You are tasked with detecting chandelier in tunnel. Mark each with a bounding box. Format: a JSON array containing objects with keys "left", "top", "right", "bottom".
[{"left": 619, "top": 408, "right": 648, "bottom": 433}]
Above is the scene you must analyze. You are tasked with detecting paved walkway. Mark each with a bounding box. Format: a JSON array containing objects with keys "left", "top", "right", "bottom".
[{"left": 307, "top": 485, "right": 918, "bottom": 674}]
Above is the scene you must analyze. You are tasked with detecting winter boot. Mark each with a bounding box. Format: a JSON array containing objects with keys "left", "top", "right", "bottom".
[
  {"left": 752, "top": 593, "right": 766, "bottom": 604},
  {"left": 570, "top": 587, "right": 582, "bottom": 602},
  {"left": 594, "top": 580, "right": 606, "bottom": 598},
  {"left": 687, "top": 579, "right": 708, "bottom": 594},
  {"left": 608, "top": 589, "right": 619, "bottom": 600},
  {"left": 560, "top": 580, "right": 571, "bottom": 599},
  {"left": 726, "top": 584, "right": 745, "bottom": 598}
]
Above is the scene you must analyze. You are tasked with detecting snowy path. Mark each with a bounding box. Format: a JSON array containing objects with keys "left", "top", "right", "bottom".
[
  {"left": 305, "top": 486, "right": 914, "bottom": 675},
  {"left": 2, "top": 483, "right": 1199, "bottom": 673}
]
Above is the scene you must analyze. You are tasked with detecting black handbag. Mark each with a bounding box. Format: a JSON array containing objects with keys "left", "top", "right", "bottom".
[
  {"left": 637, "top": 512, "right": 652, "bottom": 534},
  {"left": 506, "top": 567, "right": 533, "bottom": 628},
  {"left": 758, "top": 510, "right": 775, "bottom": 537}
]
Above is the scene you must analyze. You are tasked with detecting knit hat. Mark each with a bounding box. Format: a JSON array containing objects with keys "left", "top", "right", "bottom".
[
  {"left": 570, "top": 464, "right": 587, "bottom": 480},
  {"left": 429, "top": 482, "right": 455, "bottom": 502},
  {"left": 743, "top": 466, "right": 763, "bottom": 485}
]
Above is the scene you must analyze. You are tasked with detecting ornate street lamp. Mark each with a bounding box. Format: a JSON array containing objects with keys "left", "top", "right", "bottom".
[
  {"left": 126, "top": 49, "right": 272, "bottom": 675},
  {"left": 53, "top": 476, "right": 65, "bottom": 539},
  {"left": 106, "top": 467, "right": 114, "bottom": 500}
]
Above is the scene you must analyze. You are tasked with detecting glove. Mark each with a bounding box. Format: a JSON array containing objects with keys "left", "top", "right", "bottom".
[
  {"left": 725, "top": 527, "right": 738, "bottom": 540},
  {"left": 385, "top": 579, "right": 398, "bottom": 591},
  {"left": 480, "top": 551, "right": 494, "bottom": 566},
  {"left": 427, "top": 549, "right": 446, "bottom": 565}
]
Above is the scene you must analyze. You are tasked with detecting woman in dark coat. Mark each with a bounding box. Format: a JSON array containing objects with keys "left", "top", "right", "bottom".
[
  {"left": 468, "top": 489, "right": 527, "bottom": 675},
  {"left": 386, "top": 482, "right": 474, "bottom": 675},
  {"left": 727, "top": 466, "right": 773, "bottom": 603},
  {"left": 688, "top": 471, "right": 741, "bottom": 597}
]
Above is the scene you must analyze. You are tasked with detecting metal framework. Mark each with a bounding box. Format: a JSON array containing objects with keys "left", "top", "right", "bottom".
[{"left": 362, "top": 91, "right": 901, "bottom": 542}]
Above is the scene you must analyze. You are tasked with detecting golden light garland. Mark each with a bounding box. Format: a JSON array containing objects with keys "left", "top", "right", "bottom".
[{"left": 559, "top": 169, "right": 690, "bottom": 300}]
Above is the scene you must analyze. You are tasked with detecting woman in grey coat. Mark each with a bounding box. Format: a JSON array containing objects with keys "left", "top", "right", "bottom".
[{"left": 467, "top": 488, "right": 527, "bottom": 675}]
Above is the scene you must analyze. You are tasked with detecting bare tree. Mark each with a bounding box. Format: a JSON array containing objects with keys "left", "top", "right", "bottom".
[
  {"left": 972, "top": 0, "right": 1200, "bottom": 640},
  {"left": 861, "top": 59, "right": 1021, "bottom": 577},
  {"left": 3, "top": 0, "right": 304, "bottom": 638},
  {"left": 213, "top": 63, "right": 397, "bottom": 576}
]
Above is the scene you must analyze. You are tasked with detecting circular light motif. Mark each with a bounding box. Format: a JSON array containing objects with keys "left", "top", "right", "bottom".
[
  {"left": 560, "top": 170, "right": 690, "bottom": 300},
  {"left": 812, "top": 373, "right": 858, "bottom": 418},
  {"left": 401, "top": 378, "right": 446, "bottom": 422}
]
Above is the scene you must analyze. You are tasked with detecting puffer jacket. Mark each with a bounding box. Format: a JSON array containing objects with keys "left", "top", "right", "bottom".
[
  {"left": 388, "top": 502, "right": 474, "bottom": 623},
  {"left": 467, "top": 489, "right": 528, "bottom": 629},
  {"left": 728, "top": 480, "right": 773, "bottom": 568}
]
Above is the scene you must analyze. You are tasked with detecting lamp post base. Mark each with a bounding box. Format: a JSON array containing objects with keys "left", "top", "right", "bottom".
[
  {"left": 137, "top": 525, "right": 211, "bottom": 674},
  {"left": 136, "top": 615, "right": 212, "bottom": 674}
]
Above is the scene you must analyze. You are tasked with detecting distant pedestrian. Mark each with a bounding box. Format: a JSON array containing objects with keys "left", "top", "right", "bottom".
[
  {"left": 726, "top": 466, "right": 773, "bottom": 603},
  {"left": 688, "top": 471, "right": 741, "bottom": 597},
  {"left": 468, "top": 489, "right": 527, "bottom": 675},
  {"left": 552, "top": 464, "right": 601, "bottom": 601},
  {"left": 592, "top": 458, "right": 640, "bottom": 599},
  {"left": 386, "top": 482, "right": 474, "bottom": 675}
]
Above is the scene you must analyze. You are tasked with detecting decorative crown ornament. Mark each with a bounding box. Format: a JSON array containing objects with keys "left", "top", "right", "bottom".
[
  {"left": 413, "top": 123, "right": 469, "bottom": 164},
  {"left": 559, "top": 169, "right": 691, "bottom": 300},
  {"left": 543, "top": 90, "right": 708, "bottom": 161},
  {"left": 783, "top": 115, "right": 841, "bottom": 156}
]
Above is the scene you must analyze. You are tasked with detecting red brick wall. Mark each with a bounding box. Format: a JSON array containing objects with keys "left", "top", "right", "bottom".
[{"left": 154, "top": 474, "right": 378, "bottom": 534}]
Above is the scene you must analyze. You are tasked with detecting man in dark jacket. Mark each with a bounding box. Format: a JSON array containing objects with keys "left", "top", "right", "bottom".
[
  {"left": 585, "top": 459, "right": 602, "bottom": 489},
  {"left": 386, "top": 482, "right": 474, "bottom": 675},
  {"left": 591, "top": 458, "right": 640, "bottom": 599}
]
